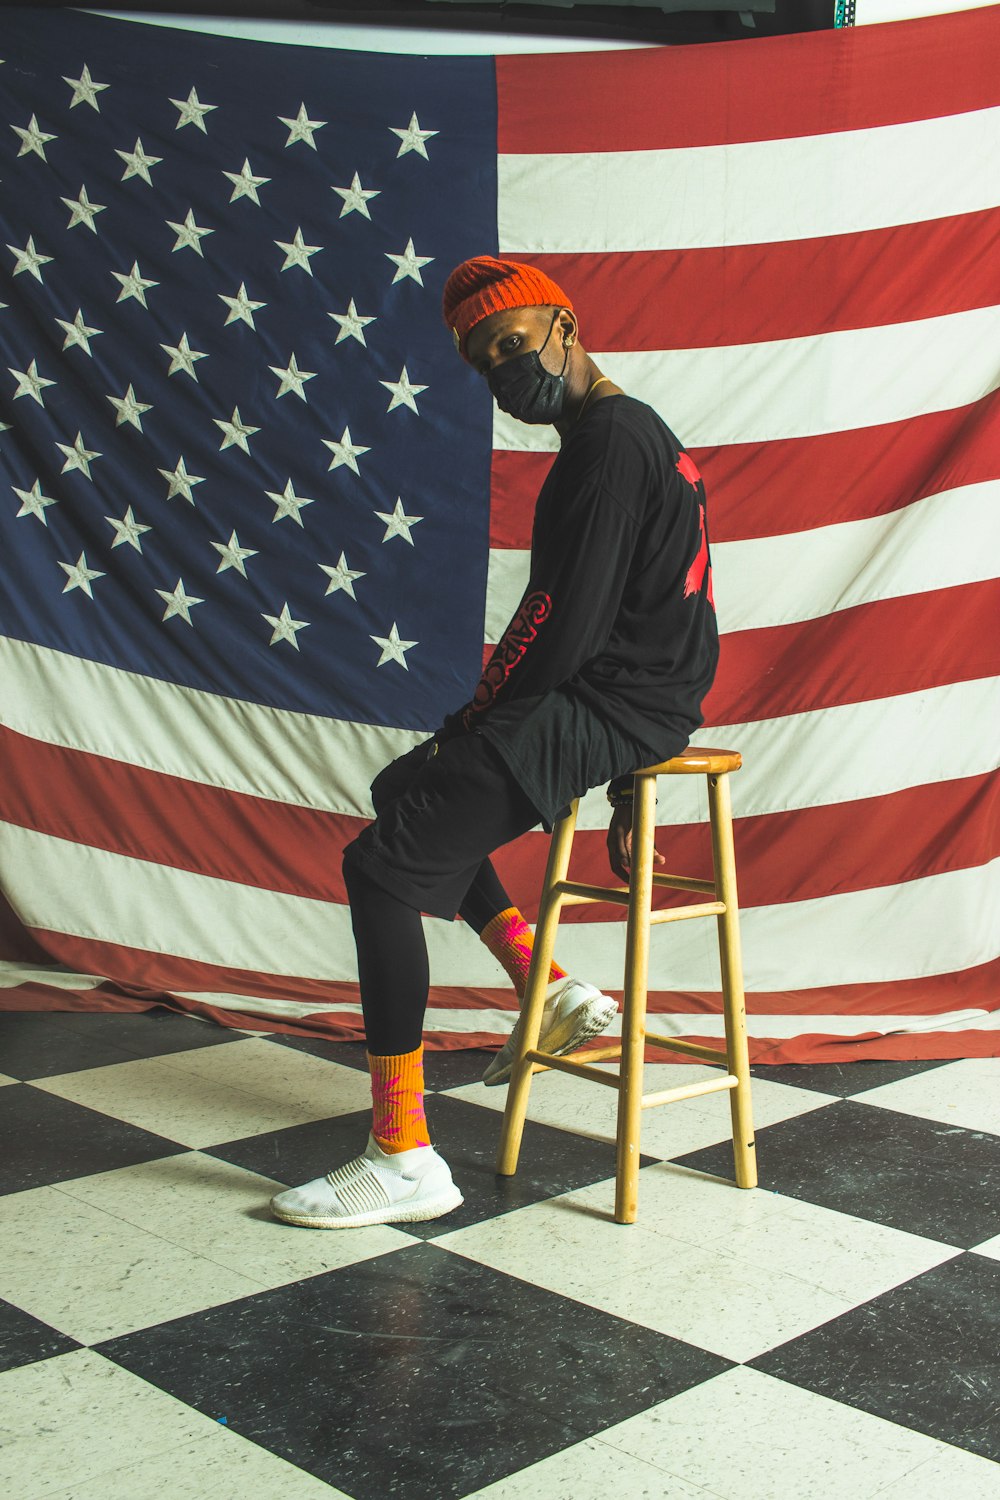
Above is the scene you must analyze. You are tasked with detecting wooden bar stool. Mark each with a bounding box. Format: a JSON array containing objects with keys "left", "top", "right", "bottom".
[{"left": 496, "top": 747, "right": 757, "bottom": 1224}]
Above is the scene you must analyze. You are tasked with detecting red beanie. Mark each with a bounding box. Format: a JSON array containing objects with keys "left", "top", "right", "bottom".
[{"left": 442, "top": 255, "right": 572, "bottom": 361}]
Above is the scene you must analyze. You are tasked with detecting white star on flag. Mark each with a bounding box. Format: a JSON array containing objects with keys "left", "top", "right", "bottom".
[
  {"left": 375, "top": 498, "right": 423, "bottom": 545},
  {"left": 390, "top": 112, "right": 438, "bottom": 160},
  {"left": 56, "top": 431, "right": 101, "bottom": 480},
  {"left": 211, "top": 530, "right": 258, "bottom": 576},
  {"left": 213, "top": 407, "right": 260, "bottom": 454},
  {"left": 371, "top": 623, "right": 418, "bottom": 669},
  {"left": 321, "top": 426, "right": 370, "bottom": 475},
  {"left": 61, "top": 185, "right": 106, "bottom": 233},
  {"left": 161, "top": 333, "right": 208, "bottom": 380},
  {"left": 56, "top": 309, "right": 103, "bottom": 356},
  {"left": 167, "top": 209, "right": 214, "bottom": 256},
  {"left": 10, "top": 358, "right": 56, "bottom": 406},
  {"left": 332, "top": 172, "right": 380, "bottom": 220},
  {"left": 106, "top": 505, "right": 151, "bottom": 552},
  {"left": 223, "top": 157, "right": 271, "bottom": 205},
  {"left": 107, "top": 384, "right": 152, "bottom": 430},
  {"left": 156, "top": 578, "right": 204, "bottom": 625},
  {"left": 8, "top": 235, "right": 53, "bottom": 282},
  {"left": 13, "top": 480, "right": 58, "bottom": 526},
  {"left": 58, "top": 551, "right": 104, "bottom": 598},
  {"left": 275, "top": 228, "right": 323, "bottom": 274},
  {"left": 279, "top": 103, "right": 326, "bottom": 149},
  {"left": 115, "top": 137, "right": 163, "bottom": 184},
  {"left": 381, "top": 366, "right": 427, "bottom": 414},
  {"left": 63, "top": 64, "right": 109, "bottom": 111},
  {"left": 269, "top": 353, "right": 316, "bottom": 401},
  {"left": 219, "top": 282, "right": 266, "bottom": 329},
  {"left": 266, "top": 479, "right": 314, "bottom": 525},
  {"left": 328, "top": 298, "right": 375, "bottom": 347},
  {"left": 319, "top": 553, "right": 365, "bottom": 600},
  {"left": 386, "top": 238, "right": 434, "bottom": 287},
  {"left": 263, "top": 603, "right": 309, "bottom": 649},
  {"left": 170, "top": 87, "right": 217, "bottom": 132},
  {"left": 112, "top": 262, "right": 158, "bottom": 308},
  {"left": 11, "top": 114, "right": 56, "bottom": 161},
  {"left": 158, "top": 456, "right": 205, "bottom": 503}
]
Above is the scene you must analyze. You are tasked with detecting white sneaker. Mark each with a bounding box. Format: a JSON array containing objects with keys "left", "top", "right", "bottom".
[
  {"left": 482, "top": 976, "right": 619, "bottom": 1087},
  {"left": 270, "top": 1134, "right": 463, "bottom": 1229}
]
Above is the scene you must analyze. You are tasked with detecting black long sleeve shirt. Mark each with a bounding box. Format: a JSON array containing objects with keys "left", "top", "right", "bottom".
[{"left": 446, "top": 394, "right": 719, "bottom": 822}]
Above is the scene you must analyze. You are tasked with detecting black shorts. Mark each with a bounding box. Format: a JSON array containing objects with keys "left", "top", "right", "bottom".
[{"left": 342, "top": 732, "right": 543, "bottom": 921}]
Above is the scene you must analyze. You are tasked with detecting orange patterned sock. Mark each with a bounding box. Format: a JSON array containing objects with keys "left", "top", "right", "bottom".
[
  {"left": 480, "top": 906, "right": 567, "bottom": 1001},
  {"left": 367, "top": 1047, "right": 430, "bottom": 1154}
]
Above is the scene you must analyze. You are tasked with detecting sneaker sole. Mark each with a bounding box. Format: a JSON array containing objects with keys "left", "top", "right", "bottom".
[
  {"left": 270, "top": 1184, "right": 464, "bottom": 1230},
  {"left": 483, "top": 997, "right": 619, "bottom": 1087}
]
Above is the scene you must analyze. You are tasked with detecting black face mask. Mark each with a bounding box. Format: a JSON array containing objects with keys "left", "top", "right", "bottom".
[{"left": 487, "top": 310, "right": 568, "bottom": 425}]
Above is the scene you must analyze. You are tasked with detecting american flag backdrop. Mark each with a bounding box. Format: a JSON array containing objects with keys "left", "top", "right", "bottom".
[{"left": 1, "top": 5, "right": 998, "bottom": 1062}]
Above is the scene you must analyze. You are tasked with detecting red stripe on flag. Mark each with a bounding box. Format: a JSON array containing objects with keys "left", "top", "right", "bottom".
[
  {"left": 3, "top": 724, "right": 994, "bottom": 917},
  {"left": 516, "top": 210, "right": 1000, "bottom": 351},
  {"left": 490, "top": 390, "right": 1000, "bottom": 551},
  {"left": 497, "top": 7, "right": 1000, "bottom": 152},
  {"left": 493, "top": 772, "right": 1000, "bottom": 921},
  {"left": 706, "top": 579, "right": 1000, "bottom": 724}
]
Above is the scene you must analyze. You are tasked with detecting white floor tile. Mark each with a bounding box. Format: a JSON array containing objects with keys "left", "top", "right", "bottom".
[
  {"left": 448, "top": 1064, "right": 831, "bottom": 1160},
  {"left": 469, "top": 1435, "right": 715, "bottom": 1498},
  {"left": 42, "top": 1429, "right": 348, "bottom": 1500},
  {"left": 0, "top": 1184, "right": 261, "bottom": 1342},
  {"left": 871, "top": 1444, "right": 1000, "bottom": 1498},
  {"left": 969, "top": 1235, "right": 1000, "bottom": 1262},
  {"left": 852, "top": 1059, "right": 1000, "bottom": 1136},
  {"left": 0, "top": 1348, "right": 214, "bottom": 1497},
  {"left": 595, "top": 1365, "right": 975, "bottom": 1500},
  {"left": 56, "top": 1151, "right": 415, "bottom": 1288},
  {"left": 438, "top": 1172, "right": 857, "bottom": 1362},
  {"left": 0, "top": 1073, "right": 17, "bottom": 1087},
  {"left": 33, "top": 1040, "right": 372, "bottom": 1147}
]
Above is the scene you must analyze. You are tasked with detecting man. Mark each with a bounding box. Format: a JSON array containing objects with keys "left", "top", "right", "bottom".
[{"left": 271, "top": 256, "right": 718, "bottom": 1229}]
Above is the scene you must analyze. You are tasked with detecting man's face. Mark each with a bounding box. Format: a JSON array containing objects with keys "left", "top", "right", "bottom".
[{"left": 464, "top": 305, "right": 569, "bottom": 377}]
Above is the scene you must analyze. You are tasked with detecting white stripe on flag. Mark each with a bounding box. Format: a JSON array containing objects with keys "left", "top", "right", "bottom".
[
  {"left": 0, "top": 637, "right": 421, "bottom": 818},
  {"left": 4, "top": 821, "right": 997, "bottom": 991},
  {"left": 499, "top": 107, "right": 1000, "bottom": 252},
  {"left": 492, "top": 304, "right": 1000, "bottom": 451},
  {"left": 485, "top": 479, "right": 1000, "bottom": 638}
]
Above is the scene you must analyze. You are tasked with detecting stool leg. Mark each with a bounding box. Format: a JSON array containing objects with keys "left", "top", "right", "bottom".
[
  {"left": 614, "top": 774, "right": 657, "bottom": 1224},
  {"left": 496, "top": 800, "right": 579, "bottom": 1177},
  {"left": 708, "top": 772, "right": 757, "bottom": 1190}
]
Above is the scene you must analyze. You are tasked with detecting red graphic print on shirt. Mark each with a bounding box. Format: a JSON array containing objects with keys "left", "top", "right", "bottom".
[
  {"left": 463, "top": 589, "right": 553, "bottom": 726},
  {"left": 683, "top": 502, "right": 715, "bottom": 608},
  {"left": 676, "top": 451, "right": 702, "bottom": 487}
]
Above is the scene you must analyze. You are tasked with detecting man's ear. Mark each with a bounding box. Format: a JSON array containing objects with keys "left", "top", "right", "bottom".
[{"left": 558, "top": 308, "right": 579, "bottom": 347}]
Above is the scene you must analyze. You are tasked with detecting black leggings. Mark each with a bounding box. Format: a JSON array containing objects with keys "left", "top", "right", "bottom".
[{"left": 343, "top": 735, "right": 541, "bottom": 1055}]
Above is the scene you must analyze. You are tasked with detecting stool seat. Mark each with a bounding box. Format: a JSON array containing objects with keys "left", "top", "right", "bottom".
[
  {"left": 497, "top": 745, "right": 756, "bottom": 1223},
  {"left": 637, "top": 747, "right": 742, "bottom": 776}
]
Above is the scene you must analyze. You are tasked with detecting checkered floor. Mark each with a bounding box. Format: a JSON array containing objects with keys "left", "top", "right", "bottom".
[{"left": 2, "top": 1008, "right": 999, "bottom": 1500}]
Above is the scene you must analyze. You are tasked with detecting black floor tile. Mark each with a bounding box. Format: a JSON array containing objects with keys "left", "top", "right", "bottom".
[
  {"left": 0, "top": 1008, "right": 243, "bottom": 1080},
  {"left": 209, "top": 1093, "right": 651, "bottom": 1237},
  {"left": 753, "top": 1254, "right": 1000, "bottom": 1461},
  {"left": 96, "top": 1241, "right": 729, "bottom": 1500},
  {"left": 750, "top": 1059, "right": 951, "bottom": 1097},
  {"left": 674, "top": 1099, "right": 1000, "bottom": 1247},
  {"left": 0, "top": 1298, "right": 80, "bottom": 1374},
  {"left": 0, "top": 1085, "right": 186, "bottom": 1194}
]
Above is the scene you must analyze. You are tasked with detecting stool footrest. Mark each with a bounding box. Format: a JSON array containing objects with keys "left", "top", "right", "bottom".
[
  {"left": 524, "top": 1050, "right": 620, "bottom": 1087},
  {"left": 652, "top": 873, "right": 717, "bottom": 895},
  {"left": 642, "top": 1075, "right": 738, "bottom": 1109},
  {"left": 645, "top": 1033, "right": 730, "bottom": 1064},
  {"left": 650, "top": 901, "right": 726, "bottom": 925}
]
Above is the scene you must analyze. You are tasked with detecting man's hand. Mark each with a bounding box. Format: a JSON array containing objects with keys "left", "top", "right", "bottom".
[{"left": 607, "top": 804, "right": 665, "bottom": 882}]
